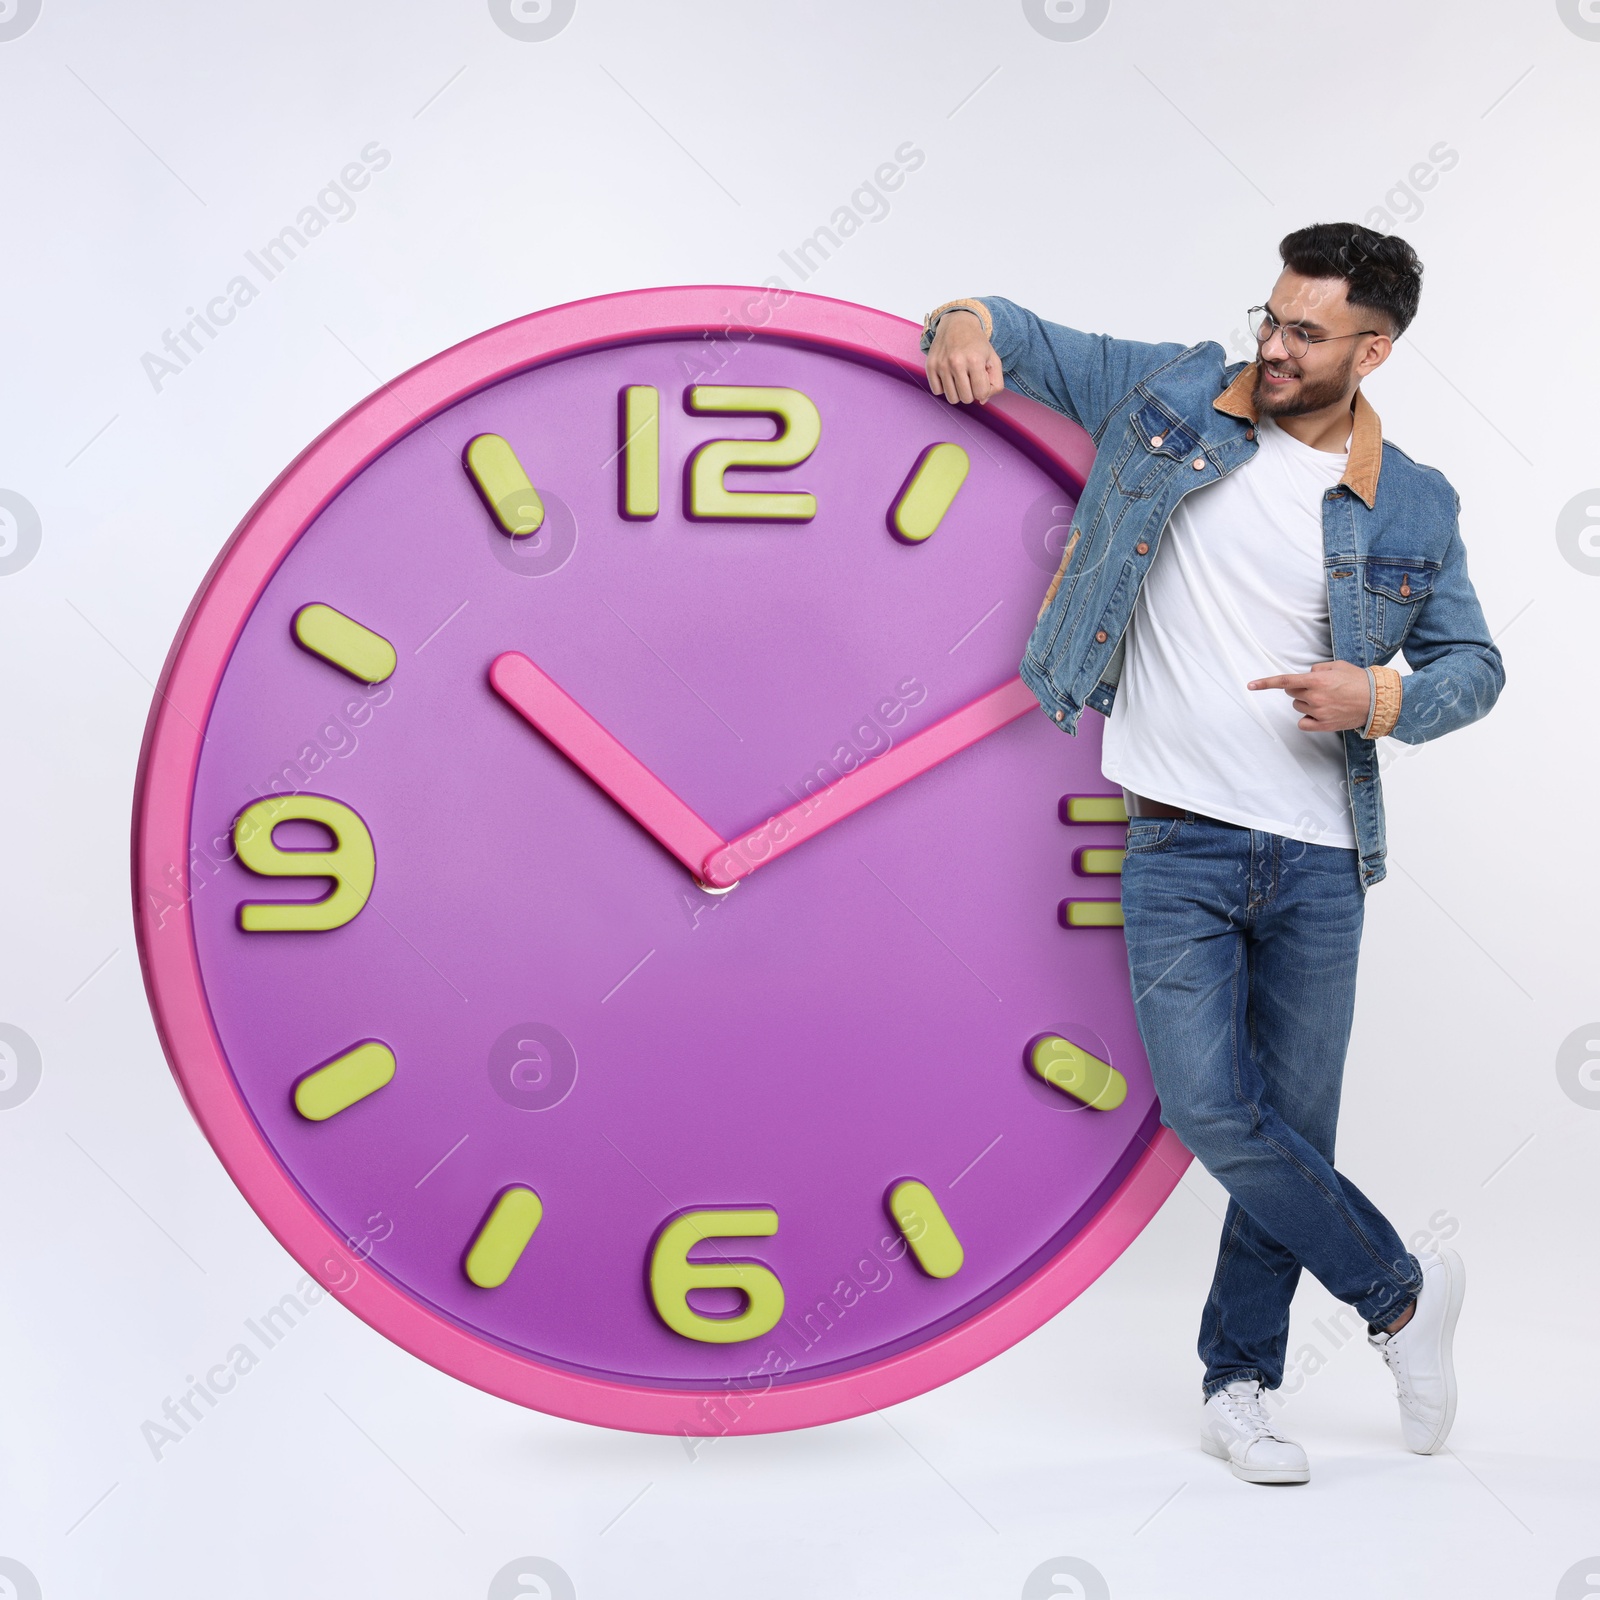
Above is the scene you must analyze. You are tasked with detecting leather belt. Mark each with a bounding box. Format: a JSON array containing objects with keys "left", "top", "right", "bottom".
[{"left": 1121, "top": 788, "right": 1241, "bottom": 827}]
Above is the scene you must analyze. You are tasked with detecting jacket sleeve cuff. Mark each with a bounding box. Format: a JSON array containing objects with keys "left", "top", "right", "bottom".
[
  {"left": 920, "top": 297, "right": 994, "bottom": 353},
  {"left": 1362, "top": 665, "right": 1403, "bottom": 739}
]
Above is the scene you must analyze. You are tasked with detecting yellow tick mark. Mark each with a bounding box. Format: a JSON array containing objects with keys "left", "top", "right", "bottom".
[
  {"left": 1062, "top": 794, "right": 1129, "bottom": 824},
  {"left": 292, "top": 604, "right": 396, "bottom": 684},
  {"left": 887, "top": 1179, "right": 964, "bottom": 1278},
  {"left": 293, "top": 1040, "right": 396, "bottom": 1121},
  {"left": 464, "top": 1186, "right": 544, "bottom": 1288},
  {"left": 1029, "top": 1034, "right": 1127, "bottom": 1111},
  {"left": 1060, "top": 900, "right": 1125, "bottom": 929},
  {"left": 1076, "top": 848, "right": 1126, "bottom": 876},
  {"left": 891, "top": 442, "right": 970, "bottom": 543},
  {"left": 465, "top": 434, "right": 545, "bottom": 536}
]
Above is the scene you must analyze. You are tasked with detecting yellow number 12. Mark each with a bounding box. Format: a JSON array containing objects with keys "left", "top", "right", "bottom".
[{"left": 619, "top": 385, "right": 821, "bottom": 524}]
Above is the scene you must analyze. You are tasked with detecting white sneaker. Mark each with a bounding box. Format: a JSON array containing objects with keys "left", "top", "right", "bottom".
[
  {"left": 1367, "top": 1247, "right": 1464, "bottom": 1454},
  {"left": 1199, "top": 1379, "right": 1310, "bottom": 1484}
]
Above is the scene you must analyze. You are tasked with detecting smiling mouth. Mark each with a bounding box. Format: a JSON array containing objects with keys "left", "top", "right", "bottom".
[{"left": 1262, "top": 364, "right": 1299, "bottom": 383}]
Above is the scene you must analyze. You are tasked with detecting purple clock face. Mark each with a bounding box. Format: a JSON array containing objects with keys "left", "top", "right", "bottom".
[{"left": 183, "top": 320, "right": 1152, "bottom": 1392}]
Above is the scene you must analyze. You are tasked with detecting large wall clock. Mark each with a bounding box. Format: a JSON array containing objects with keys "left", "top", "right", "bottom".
[{"left": 133, "top": 286, "right": 1189, "bottom": 1434}]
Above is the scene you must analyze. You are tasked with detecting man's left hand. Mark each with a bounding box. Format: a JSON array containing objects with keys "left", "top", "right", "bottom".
[{"left": 1247, "top": 659, "right": 1370, "bottom": 732}]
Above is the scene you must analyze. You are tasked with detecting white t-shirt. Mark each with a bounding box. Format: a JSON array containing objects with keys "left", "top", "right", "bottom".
[{"left": 1100, "top": 413, "right": 1357, "bottom": 849}]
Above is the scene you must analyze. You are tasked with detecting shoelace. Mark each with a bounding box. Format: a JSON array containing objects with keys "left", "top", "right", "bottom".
[
  {"left": 1371, "top": 1332, "right": 1420, "bottom": 1411},
  {"left": 1216, "top": 1387, "right": 1287, "bottom": 1443}
]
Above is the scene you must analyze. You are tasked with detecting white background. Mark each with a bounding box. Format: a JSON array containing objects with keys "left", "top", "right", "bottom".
[{"left": 2, "top": 2, "right": 1597, "bottom": 1596}]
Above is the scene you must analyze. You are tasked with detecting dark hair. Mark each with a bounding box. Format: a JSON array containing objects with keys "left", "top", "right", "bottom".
[{"left": 1277, "top": 222, "right": 1422, "bottom": 339}]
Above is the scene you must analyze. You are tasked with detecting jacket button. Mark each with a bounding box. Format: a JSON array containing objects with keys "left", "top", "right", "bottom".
[
  {"left": 1149, "top": 433, "right": 1165, "bottom": 447},
  {"left": 1054, "top": 710, "right": 1065, "bottom": 722},
  {"left": 1095, "top": 629, "right": 1108, "bottom": 642},
  {"left": 1245, "top": 427, "right": 1256, "bottom": 441},
  {"left": 1135, "top": 541, "right": 1149, "bottom": 555},
  {"left": 1191, "top": 456, "right": 1206, "bottom": 471}
]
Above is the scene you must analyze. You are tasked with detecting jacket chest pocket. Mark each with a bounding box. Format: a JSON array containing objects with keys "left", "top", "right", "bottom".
[
  {"left": 1110, "top": 401, "right": 1198, "bottom": 499},
  {"left": 1363, "top": 558, "right": 1436, "bottom": 648}
]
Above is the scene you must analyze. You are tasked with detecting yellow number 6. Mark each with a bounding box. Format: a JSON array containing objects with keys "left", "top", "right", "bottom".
[
  {"left": 649, "top": 1209, "right": 784, "bottom": 1344},
  {"left": 234, "top": 795, "right": 376, "bottom": 932}
]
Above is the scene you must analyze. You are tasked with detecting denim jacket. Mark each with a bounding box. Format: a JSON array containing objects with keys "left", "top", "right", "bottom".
[{"left": 924, "top": 296, "right": 1505, "bottom": 890}]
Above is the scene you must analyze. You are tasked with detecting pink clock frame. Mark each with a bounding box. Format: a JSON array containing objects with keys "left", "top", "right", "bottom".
[{"left": 131, "top": 286, "right": 1189, "bottom": 1435}]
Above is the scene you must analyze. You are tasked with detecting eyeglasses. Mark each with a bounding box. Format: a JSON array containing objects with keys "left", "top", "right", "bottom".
[{"left": 1247, "top": 305, "right": 1380, "bottom": 360}]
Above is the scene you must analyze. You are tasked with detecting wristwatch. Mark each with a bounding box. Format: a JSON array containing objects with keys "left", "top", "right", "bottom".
[{"left": 920, "top": 297, "right": 994, "bottom": 353}]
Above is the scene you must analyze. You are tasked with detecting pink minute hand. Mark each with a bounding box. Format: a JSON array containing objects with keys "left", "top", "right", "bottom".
[
  {"left": 489, "top": 652, "right": 726, "bottom": 882},
  {"left": 699, "top": 676, "right": 1038, "bottom": 889}
]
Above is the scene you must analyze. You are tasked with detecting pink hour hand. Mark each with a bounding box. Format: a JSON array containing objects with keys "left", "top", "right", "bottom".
[{"left": 489, "top": 652, "right": 725, "bottom": 882}]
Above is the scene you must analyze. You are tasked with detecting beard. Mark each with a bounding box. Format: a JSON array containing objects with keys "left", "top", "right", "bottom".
[{"left": 1252, "top": 345, "right": 1358, "bottom": 418}]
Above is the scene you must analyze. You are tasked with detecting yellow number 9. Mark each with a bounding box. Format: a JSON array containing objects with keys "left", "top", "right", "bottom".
[
  {"left": 649, "top": 1209, "right": 784, "bottom": 1344},
  {"left": 234, "top": 795, "right": 376, "bottom": 932}
]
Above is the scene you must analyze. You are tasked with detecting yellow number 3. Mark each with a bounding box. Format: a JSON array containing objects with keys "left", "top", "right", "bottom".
[
  {"left": 650, "top": 1209, "right": 784, "bottom": 1344},
  {"left": 234, "top": 795, "right": 376, "bottom": 932}
]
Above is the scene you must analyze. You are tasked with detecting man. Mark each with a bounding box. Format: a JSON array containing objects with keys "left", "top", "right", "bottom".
[{"left": 921, "top": 223, "right": 1503, "bottom": 1485}]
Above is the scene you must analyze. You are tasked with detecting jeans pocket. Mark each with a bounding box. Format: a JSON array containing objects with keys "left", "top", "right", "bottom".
[{"left": 1124, "top": 817, "right": 1181, "bottom": 853}]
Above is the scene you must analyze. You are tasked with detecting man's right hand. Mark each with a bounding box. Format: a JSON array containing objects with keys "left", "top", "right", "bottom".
[{"left": 926, "top": 311, "right": 1005, "bottom": 406}]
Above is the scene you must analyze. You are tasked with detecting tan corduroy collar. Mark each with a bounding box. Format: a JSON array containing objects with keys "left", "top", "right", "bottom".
[{"left": 1212, "top": 363, "right": 1383, "bottom": 509}]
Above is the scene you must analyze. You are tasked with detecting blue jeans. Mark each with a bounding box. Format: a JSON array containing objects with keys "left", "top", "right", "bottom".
[{"left": 1119, "top": 814, "right": 1424, "bottom": 1398}]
